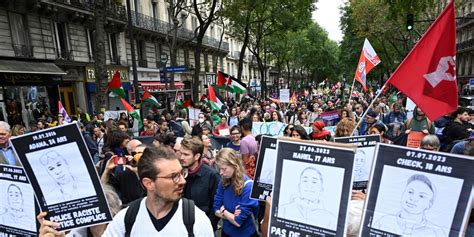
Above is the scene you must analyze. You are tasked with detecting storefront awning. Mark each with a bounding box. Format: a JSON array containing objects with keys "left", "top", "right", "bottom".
[
  {"left": 140, "top": 81, "right": 185, "bottom": 91},
  {"left": 0, "top": 60, "right": 66, "bottom": 75}
]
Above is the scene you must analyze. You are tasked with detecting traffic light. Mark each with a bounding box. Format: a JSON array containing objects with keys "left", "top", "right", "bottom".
[{"left": 406, "top": 14, "right": 414, "bottom": 31}]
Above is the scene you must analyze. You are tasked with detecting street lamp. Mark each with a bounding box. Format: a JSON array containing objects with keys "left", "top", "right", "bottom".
[{"left": 160, "top": 53, "right": 170, "bottom": 111}]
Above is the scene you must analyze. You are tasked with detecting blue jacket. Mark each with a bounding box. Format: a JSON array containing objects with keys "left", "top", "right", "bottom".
[{"left": 213, "top": 176, "right": 258, "bottom": 237}]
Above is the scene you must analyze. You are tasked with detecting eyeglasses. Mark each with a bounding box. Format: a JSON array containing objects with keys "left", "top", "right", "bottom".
[
  {"left": 231, "top": 132, "right": 240, "bottom": 136},
  {"left": 155, "top": 169, "right": 188, "bottom": 184}
]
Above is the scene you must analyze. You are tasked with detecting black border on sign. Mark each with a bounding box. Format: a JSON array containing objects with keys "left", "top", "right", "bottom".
[
  {"left": 251, "top": 135, "right": 277, "bottom": 201},
  {"left": 359, "top": 143, "right": 474, "bottom": 237},
  {"left": 268, "top": 138, "right": 356, "bottom": 237},
  {"left": 10, "top": 123, "right": 113, "bottom": 232}
]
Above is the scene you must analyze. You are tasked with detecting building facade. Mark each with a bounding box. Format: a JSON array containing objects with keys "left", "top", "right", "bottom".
[{"left": 457, "top": 0, "right": 474, "bottom": 95}]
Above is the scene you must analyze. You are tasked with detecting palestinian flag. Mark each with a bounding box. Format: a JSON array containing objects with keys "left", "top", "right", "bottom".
[
  {"left": 217, "top": 71, "right": 230, "bottom": 90},
  {"left": 108, "top": 70, "right": 126, "bottom": 98},
  {"left": 141, "top": 90, "right": 161, "bottom": 108},
  {"left": 230, "top": 78, "right": 247, "bottom": 94},
  {"left": 207, "top": 85, "right": 224, "bottom": 111},
  {"left": 120, "top": 98, "right": 142, "bottom": 128},
  {"left": 182, "top": 99, "right": 192, "bottom": 108}
]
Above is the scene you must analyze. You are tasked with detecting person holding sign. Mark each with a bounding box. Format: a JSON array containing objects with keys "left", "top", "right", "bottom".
[
  {"left": 214, "top": 115, "right": 231, "bottom": 137},
  {"left": 373, "top": 174, "right": 445, "bottom": 236},
  {"left": 213, "top": 148, "right": 259, "bottom": 237}
]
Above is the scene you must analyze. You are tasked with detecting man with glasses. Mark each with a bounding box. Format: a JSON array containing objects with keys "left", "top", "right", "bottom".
[
  {"left": 179, "top": 137, "right": 220, "bottom": 230},
  {"left": 226, "top": 126, "right": 241, "bottom": 152},
  {"left": 103, "top": 146, "right": 213, "bottom": 236}
]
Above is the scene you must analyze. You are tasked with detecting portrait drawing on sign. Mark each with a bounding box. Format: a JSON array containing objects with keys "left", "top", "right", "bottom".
[
  {"left": 34, "top": 149, "right": 95, "bottom": 205},
  {"left": 0, "top": 184, "right": 35, "bottom": 231},
  {"left": 353, "top": 149, "right": 369, "bottom": 182},
  {"left": 278, "top": 167, "right": 337, "bottom": 230},
  {"left": 373, "top": 174, "right": 445, "bottom": 236}
]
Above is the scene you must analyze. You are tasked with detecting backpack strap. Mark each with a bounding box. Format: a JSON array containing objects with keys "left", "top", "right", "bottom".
[
  {"left": 124, "top": 198, "right": 143, "bottom": 237},
  {"left": 182, "top": 198, "right": 195, "bottom": 237}
]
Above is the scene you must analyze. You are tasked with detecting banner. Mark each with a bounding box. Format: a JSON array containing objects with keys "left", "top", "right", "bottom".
[
  {"left": 10, "top": 123, "right": 113, "bottom": 231},
  {"left": 334, "top": 134, "right": 381, "bottom": 189},
  {"left": 360, "top": 144, "right": 474, "bottom": 236},
  {"left": 252, "top": 122, "right": 287, "bottom": 137},
  {"left": 320, "top": 111, "right": 340, "bottom": 126},
  {"left": 104, "top": 110, "right": 127, "bottom": 121},
  {"left": 280, "top": 89, "right": 290, "bottom": 103},
  {"left": 269, "top": 139, "right": 356, "bottom": 236},
  {"left": 0, "top": 165, "right": 39, "bottom": 236},
  {"left": 251, "top": 136, "right": 277, "bottom": 201}
]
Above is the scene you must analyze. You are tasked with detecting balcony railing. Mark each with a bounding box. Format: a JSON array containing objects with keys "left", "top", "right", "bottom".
[
  {"left": 457, "top": 38, "right": 474, "bottom": 51},
  {"left": 131, "top": 10, "right": 228, "bottom": 51},
  {"left": 457, "top": 12, "right": 474, "bottom": 26},
  {"left": 51, "top": 0, "right": 126, "bottom": 20},
  {"left": 13, "top": 44, "right": 34, "bottom": 58}
]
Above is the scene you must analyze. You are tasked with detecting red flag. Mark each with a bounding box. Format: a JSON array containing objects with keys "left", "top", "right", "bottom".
[
  {"left": 182, "top": 99, "right": 192, "bottom": 108},
  {"left": 387, "top": 1, "right": 457, "bottom": 121},
  {"left": 354, "top": 39, "right": 381, "bottom": 92}
]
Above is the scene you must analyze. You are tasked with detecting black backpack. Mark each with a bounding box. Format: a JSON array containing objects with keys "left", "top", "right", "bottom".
[
  {"left": 124, "top": 198, "right": 195, "bottom": 237},
  {"left": 170, "top": 120, "right": 185, "bottom": 137}
]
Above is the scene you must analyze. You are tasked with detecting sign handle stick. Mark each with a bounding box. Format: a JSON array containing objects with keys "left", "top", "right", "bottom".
[{"left": 353, "top": 84, "right": 386, "bottom": 135}]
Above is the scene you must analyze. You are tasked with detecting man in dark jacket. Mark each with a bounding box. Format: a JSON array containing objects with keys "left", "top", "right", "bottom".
[
  {"left": 179, "top": 137, "right": 220, "bottom": 230},
  {"left": 444, "top": 107, "right": 472, "bottom": 150}
]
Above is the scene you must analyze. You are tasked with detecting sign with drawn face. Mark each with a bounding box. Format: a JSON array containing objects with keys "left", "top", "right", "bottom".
[
  {"left": 10, "top": 123, "right": 113, "bottom": 232},
  {"left": 334, "top": 134, "right": 381, "bottom": 190},
  {"left": 269, "top": 138, "right": 356, "bottom": 237},
  {"left": 0, "top": 165, "right": 39, "bottom": 236},
  {"left": 360, "top": 144, "right": 474, "bottom": 237},
  {"left": 251, "top": 136, "right": 277, "bottom": 201}
]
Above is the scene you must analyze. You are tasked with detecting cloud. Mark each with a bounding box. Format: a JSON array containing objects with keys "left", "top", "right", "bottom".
[{"left": 312, "top": 0, "right": 346, "bottom": 43}]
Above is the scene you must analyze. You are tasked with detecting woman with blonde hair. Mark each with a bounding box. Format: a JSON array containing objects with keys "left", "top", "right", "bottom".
[
  {"left": 214, "top": 148, "right": 259, "bottom": 237},
  {"left": 334, "top": 118, "right": 357, "bottom": 138}
]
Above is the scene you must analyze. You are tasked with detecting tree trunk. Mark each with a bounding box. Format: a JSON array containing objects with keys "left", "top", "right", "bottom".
[
  {"left": 237, "top": 14, "right": 251, "bottom": 81},
  {"left": 192, "top": 42, "right": 203, "bottom": 102},
  {"left": 94, "top": 0, "right": 108, "bottom": 113}
]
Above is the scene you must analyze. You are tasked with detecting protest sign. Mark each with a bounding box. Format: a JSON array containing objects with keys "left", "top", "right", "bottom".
[
  {"left": 10, "top": 123, "right": 113, "bottom": 231},
  {"left": 188, "top": 108, "right": 201, "bottom": 126},
  {"left": 252, "top": 122, "right": 286, "bottom": 137},
  {"left": 360, "top": 144, "right": 474, "bottom": 237},
  {"left": 0, "top": 165, "right": 39, "bottom": 236},
  {"left": 269, "top": 138, "right": 356, "bottom": 236},
  {"left": 104, "top": 110, "right": 127, "bottom": 121},
  {"left": 320, "top": 111, "right": 340, "bottom": 126},
  {"left": 334, "top": 134, "right": 381, "bottom": 189},
  {"left": 251, "top": 136, "right": 277, "bottom": 201},
  {"left": 407, "top": 131, "right": 425, "bottom": 148},
  {"left": 280, "top": 89, "right": 290, "bottom": 103}
]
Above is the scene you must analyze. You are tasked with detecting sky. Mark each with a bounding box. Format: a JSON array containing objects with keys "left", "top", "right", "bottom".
[{"left": 312, "top": 0, "right": 346, "bottom": 43}]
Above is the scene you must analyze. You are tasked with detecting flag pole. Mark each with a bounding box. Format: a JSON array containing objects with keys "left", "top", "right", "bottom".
[
  {"left": 349, "top": 77, "right": 356, "bottom": 101},
  {"left": 352, "top": 83, "right": 387, "bottom": 135}
]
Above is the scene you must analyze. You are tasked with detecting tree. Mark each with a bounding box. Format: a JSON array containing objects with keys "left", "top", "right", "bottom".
[
  {"left": 165, "top": 0, "right": 190, "bottom": 90},
  {"left": 93, "top": 0, "right": 108, "bottom": 113},
  {"left": 191, "top": 0, "right": 220, "bottom": 102}
]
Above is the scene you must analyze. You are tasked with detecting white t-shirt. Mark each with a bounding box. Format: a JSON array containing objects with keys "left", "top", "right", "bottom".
[{"left": 102, "top": 198, "right": 213, "bottom": 237}]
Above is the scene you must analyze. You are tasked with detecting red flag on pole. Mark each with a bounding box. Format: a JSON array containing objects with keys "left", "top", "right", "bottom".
[
  {"left": 354, "top": 39, "right": 381, "bottom": 92},
  {"left": 387, "top": 0, "right": 457, "bottom": 121}
]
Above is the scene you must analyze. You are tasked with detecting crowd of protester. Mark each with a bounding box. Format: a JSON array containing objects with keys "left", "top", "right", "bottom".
[{"left": 0, "top": 86, "right": 473, "bottom": 236}]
